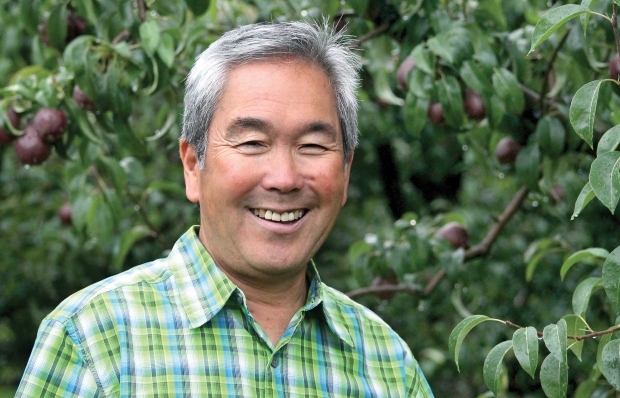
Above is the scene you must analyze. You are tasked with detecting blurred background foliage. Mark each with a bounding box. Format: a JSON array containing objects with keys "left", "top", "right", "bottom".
[{"left": 2, "top": 0, "right": 620, "bottom": 396}]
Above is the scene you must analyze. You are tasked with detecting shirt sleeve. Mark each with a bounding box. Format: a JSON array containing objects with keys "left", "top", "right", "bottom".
[{"left": 16, "top": 318, "right": 101, "bottom": 398}]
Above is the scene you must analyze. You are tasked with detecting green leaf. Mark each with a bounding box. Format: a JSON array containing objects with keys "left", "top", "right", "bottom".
[
  {"left": 529, "top": 5, "right": 590, "bottom": 53},
  {"left": 516, "top": 144, "right": 541, "bottom": 192},
  {"left": 597, "top": 125, "right": 620, "bottom": 156},
  {"left": 460, "top": 61, "right": 491, "bottom": 96},
  {"left": 87, "top": 194, "right": 115, "bottom": 242},
  {"left": 569, "top": 80, "right": 604, "bottom": 148},
  {"left": 403, "top": 93, "right": 429, "bottom": 139},
  {"left": 603, "top": 247, "right": 620, "bottom": 314},
  {"left": 146, "top": 180, "right": 186, "bottom": 197},
  {"left": 374, "top": 70, "right": 404, "bottom": 106},
  {"left": 19, "top": 0, "right": 40, "bottom": 34},
  {"left": 72, "top": 191, "right": 93, "bottom": 232},
  {"left": 184, "top": 0, "right": 210, "bottom": 16},
  {"left": 449, "top": 315, "right": 491, "bottom": 372},
  {"left": 537, "top": 117, "right": 565, "bottom": 159},
  {"left": 427, "top": 36, "right": 454, "bottom": 64},
  {"left": 589, "top": 151, "right": 620, "bottom": 214},
  {"left": 575, "top": 365, "right": 601, "bottom": 398},
  {"left": 513, "top": 327, "right": 538, "bottom": 378},
  {"left": 492, "top": 68, "right": 525, "bottom": 115},
  {"left": 562, "top": 315, "right": 586, "bottom": 361},
  {"left": 47, "top": 3, "right": 68, "bottom": 50},
  {"left": 113, "top": 225, "right": 152, "bottom": 272},
  {"left": 540, "top": 354, "right": 569, "bottom": 398},
  {"left": 410, "top": 44, "right": 433, "bottom": 75},
  {"left": 572, "top": 182, "right": 596, "bottom": 220},
  {"left": 139, "top": 20, "right": 161, "bottom": 57},
  {"left": 348, "top": 241, "right": 371, "bottom": 265},
  {"left": 572, "top": 277, "right": 603, "bottom": 317},
  {"left": 156, "top": 33, "right": 175, "bottom": 69},
  {"left": 598, "top": 332, "right": 613, "bottom": 373},
  {"left": 408, "top": 68, "right": 433, "bottom": 99},
  {"left": 525, "top": 248, "right": 551, "bottom": 282},
  {"left": 347, "top": 0, "right": 368, "bottom": 16},
  {"left": 96, "top": 157, "right": 128, "bottom": 194},
  {"left": 561, "top": 248, "right": 609, "bottom": 280},
  {"left": 601, "top": 338, "right": 620, "bottom": 390},
  {"left": 483, "top": 340, "right": 513, "bottom": 395},
  {"left": 437, "top": 74, "right": 464, "bottom": 128},
  {"left": 543, "top": 320, "right": 568, "bottom": 364},
  {"left": 580, "top": 0, "right": 600, "bottom": 36}
]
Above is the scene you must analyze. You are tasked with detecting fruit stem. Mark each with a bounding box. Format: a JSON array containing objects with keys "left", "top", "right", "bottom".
[
  {"left": 540, "top": 30, "right": 570, "bottom": 114},
  {"left": 349, "top": 23, "right": 390, "bottom": 49},
  {"left": 137, "top": 0, "right": 147, "bottom": 21}
]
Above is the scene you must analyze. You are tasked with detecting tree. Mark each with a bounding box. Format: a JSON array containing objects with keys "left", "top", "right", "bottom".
[{"left": 1, "top": 0, "right": 620, "bottom": 396}]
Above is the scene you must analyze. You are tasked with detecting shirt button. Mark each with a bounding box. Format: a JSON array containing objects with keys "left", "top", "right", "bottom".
[{"left": 271, "top": 357, "right": 279, "bottom": 368}]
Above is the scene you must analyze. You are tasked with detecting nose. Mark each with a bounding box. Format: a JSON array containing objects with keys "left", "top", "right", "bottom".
[{"left": 261, "top": 149, "right": 304, "bottom": 193}]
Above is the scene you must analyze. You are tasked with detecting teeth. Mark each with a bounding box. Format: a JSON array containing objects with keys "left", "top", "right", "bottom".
[{"left": 252, "top": 209, "right": 305, "bottom": 223}]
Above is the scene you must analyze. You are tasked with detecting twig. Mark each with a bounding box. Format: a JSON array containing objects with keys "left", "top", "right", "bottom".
[
  {"left": 349, "top": 23, "right": 390, "bottom": 48},
  {"left": 613, "top": 5, "right": 620, "bottom": 56},
  {"left": 137, "top": 0, "right": 147, "bottom": 22},
  {"left": 112, "top": 30, "right": 130, "bottom": 45},
  {"left": 126, "top": 191, "right": 167, "bottom": 248},
  {"left": 541, "top": 30, "right": 570, "bottom": 113},
  {"left": 347, "top": 186, "right": 530, "bottom": 299},
  {"left": 505, "top": 320, "right": 620, "bottom": 341},
  {"left": 347, "top": 284, "right": 423, "bottom": 299}
]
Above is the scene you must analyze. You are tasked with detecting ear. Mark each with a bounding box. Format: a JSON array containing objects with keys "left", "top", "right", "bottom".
[
  {"left": 341, "top": 152, "right": 354, "bottom": 206},
  {"left": 179, "top": 139, "right": 201, "bottom": 203}
]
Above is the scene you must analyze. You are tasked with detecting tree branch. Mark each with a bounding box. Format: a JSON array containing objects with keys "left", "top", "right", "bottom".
[
  {"left": 614, "top": 5, "right": 620, "bottom": 57},
  {"left": 540, "top": 30, "right": 570, "bottom": 113},
  {"left": 347, "top": 186, "right": 529, "bottom": 299},
  {"left": 350, "top": 23, "right": 390, "bottom": 49},
  {"left": 137, "top": 0, "right": 147, "bottom": 22},
  {"left": 506, "top": 320, "right": 620, "bottom": 341},
  {"left": 112, "top": 30, "right": 130, "bottom": 45}
]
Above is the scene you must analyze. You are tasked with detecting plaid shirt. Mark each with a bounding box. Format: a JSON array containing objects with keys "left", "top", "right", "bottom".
[{"left": 17, "top": 226, "right": 433, "bottom": 397}]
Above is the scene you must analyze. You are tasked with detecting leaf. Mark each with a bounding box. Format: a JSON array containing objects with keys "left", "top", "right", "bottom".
[
  {"left": 139, "top": 20, "right": 161, "bottom": 57},
  {"left": 483, "top": 340, "right": 513, "bottom": 395},
  {"left": 562, "top": 315, "right": 586, "bottom": 361},
  {"left": 543, "top": 320, "right": 568, "bottom": 364},
  {"left": 146, "top": 180, "right": 186, "bottom": 197},
  {"left": 516, "top": 144, "right": 541, "bottom": 192},
  {"left": 597, "top": 125, "right": 620, "bottom": 156},
  {"left": 575, "top": 365, "right": 601, "bottom": 398},
  {"left": 569, "top": 80, "right": 604, "bottom": 148},
  {"left": 96, "top": 157, "right": 128, "bottom": 194},
  {"left": 86, "top": 194, "right": 115, "bottom": 242},
  {"left": 537, "top": 117, "right": 565, "bottom": 159},
  {"left": 184, "top": 0, "right": 210, "bottom": 15},
  {"left": 529, "top": 5, "right": 590, "bottom": 53},
  {"left": 525, "top": 248, "right": 551, "bottom": 282},
  {"left": 540, "top": 354, "right": 569, "bottom": 398},
  {"left": 47, "top": 3, "right": 68, "bottom": 50},
  {"left": 597, "top": 332, "right": 613, "bottom": 373},
  {"left": 374, "top": 70, "right": 404, "bottom": 106},
  {"left": 449, "top": 315, "right": 491, "bottom": 372},
  {"left": 601, "top": 338, "right": 620, "bottom": 390},
  {"left": 427, "top": 36, "right": 454, "bottom": 64},
  {"left": 437, "top": 75, "right": 464, "bottom": 127},
  {"left": 492, "top": 68, "right": 525, "bottom": 115},
  {"left": 580, "top": 0, "right": 600, "bottom": 36},
  {"left": 410, "top": 44, "right": 433, "bottom": 75},
  {"left": 572, "top": 182, "right": 596, "bottom": 220},
  {"left": 513, "top": 327, "right": 538, "bottom": 378},
  {"left": 589, "top": 151, "right": 620, "bottom": 214},
  {"left": 572, "top": 277, "right": 603, "bottom": 317},
  {"left": 403, "top": 93, "right": 429, "bottom": 139},
  {"left": 603, "top": 247, "right": 620, "bottom": 314},
  {"left": 113, "top": 225, "right": 152, "bottom": 272},
  {"left": 460, "top": 61, "right": 492, "bottom": 96},
  {"left": 561, "top": 248, "right": 609, "bottom": 280},
  {"left": 346, "top": 0, "right": 368, "bottom": 16},
  {"left": 156, "top": 33, "right": 175, "bottom": 68}
]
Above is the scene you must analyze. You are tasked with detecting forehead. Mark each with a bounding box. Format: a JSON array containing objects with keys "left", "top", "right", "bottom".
[{"left": 212, "top": 58, "right": 340, "bottom": 131}]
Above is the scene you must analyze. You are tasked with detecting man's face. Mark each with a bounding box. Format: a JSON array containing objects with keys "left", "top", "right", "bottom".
[{"left": 181, "top": 59, "right": 352, "bottom": 283}]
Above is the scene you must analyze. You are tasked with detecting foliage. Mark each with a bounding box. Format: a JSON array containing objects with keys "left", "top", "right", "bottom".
[{"left": 3, "top": 0, "right": 620, "bottom": 396}]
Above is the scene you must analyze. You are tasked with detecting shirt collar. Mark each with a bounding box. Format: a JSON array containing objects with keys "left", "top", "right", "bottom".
[{"left": 168, "top": 226, "right": 354, "bottom": 346}]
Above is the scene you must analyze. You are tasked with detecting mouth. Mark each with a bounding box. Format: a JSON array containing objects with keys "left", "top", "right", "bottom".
[{"left": 250, "top": 208, "right": 307, "bottom": 223}]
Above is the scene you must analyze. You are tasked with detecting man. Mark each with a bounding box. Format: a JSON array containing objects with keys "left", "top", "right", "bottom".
[{"left": 17, "top": 22, "right": 434, "bottom": 397}]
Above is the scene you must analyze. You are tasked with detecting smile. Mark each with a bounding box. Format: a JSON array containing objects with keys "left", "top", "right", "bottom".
[{"left": 251, "top": 208, "right": 307, "bottom": 222}]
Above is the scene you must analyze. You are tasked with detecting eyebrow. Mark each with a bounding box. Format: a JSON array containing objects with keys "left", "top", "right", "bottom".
[{"left": 225, "top": 117, "right": 339, "bottom": 140}]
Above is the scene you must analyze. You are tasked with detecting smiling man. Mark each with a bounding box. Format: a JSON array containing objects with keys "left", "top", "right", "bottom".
[{"left": 17, "top": 22, "right": 434, "bottom": 397}]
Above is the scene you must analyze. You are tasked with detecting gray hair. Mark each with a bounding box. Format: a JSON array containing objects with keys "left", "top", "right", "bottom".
[{"left": 181, "top": 21, "right": 361, "bottom": 169}]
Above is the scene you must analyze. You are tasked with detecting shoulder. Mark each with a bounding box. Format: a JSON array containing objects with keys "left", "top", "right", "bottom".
[{"left": 46, "top": 258, "right": 172, "bottom": 326}]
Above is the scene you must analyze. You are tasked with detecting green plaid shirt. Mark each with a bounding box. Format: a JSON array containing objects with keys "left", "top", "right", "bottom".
[{"left": 17, "top": 226, "right": 433, "bottom": 397}]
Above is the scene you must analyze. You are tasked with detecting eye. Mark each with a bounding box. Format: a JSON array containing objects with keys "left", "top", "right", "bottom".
[
  {"left": 236, "top": 141, "right": 267, "bottom": 153},
  {"left": 300, "top": 143, "right": 327, "bottom": 153}
]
